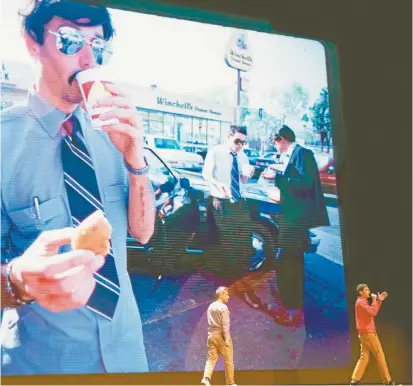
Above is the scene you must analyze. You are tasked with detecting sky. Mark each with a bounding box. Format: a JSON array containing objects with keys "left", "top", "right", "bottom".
[{"left": 0, "top": 0, "right": 329, "bottom": 112}]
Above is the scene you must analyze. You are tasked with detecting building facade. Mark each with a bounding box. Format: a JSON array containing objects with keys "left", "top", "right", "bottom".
[{"left": 121, "top": 83, "right": 235, "bottom": 146}]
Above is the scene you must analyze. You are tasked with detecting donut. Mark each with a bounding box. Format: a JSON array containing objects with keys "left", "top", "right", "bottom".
[{"left": 71, "top": 210, "right": 112, "bottom": 256}]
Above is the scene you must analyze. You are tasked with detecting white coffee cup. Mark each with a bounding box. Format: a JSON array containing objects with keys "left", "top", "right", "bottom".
[{"left": 76, "top": 68, "right": 120, "bottom": 130}]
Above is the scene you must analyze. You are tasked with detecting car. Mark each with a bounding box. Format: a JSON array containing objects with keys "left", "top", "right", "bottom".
[
  {"left": 254, "top": 152, "right": 280, "bottom": 178},
  {"left": 242, "top": 148, "right": 262, "bottom": 178},
  {"left": 143, "top": 134, "right": 204, "bottom": 172},
  {"left": 181, "top": 142, "right": 209, "bottom": 160},
  {"left": 126, "top": 147, "right": 321, "bottom": 289},
  {"left": 314, "top": 153, "right": 336, "bottom": 196},
  {"left": 243, "top": 148, "right": 260, "bottom": 166}
]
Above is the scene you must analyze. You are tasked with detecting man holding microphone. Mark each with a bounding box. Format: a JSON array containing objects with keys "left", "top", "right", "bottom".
[{"left": 350, "top": 284, "right": 398, "bottom": 385}]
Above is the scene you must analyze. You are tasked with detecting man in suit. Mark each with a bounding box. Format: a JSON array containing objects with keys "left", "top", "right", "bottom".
[{"left": 263, "top": 125, "right": 329, "bottom": 325}]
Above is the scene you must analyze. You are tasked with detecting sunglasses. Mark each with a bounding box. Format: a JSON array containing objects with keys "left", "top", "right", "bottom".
[
  {"left": 48, "top": 26, "right": 112, "bottom": 66},
  {"left": 234, "top": 139, "right": 247, "bottom": 146}
]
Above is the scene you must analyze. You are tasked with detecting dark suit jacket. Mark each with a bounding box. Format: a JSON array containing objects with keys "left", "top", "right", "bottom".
[{"left": 275, "top": 144, "right": 330, "bottom": 230}]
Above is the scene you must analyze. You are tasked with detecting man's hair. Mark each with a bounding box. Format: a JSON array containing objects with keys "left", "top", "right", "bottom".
[
  {"left": 216, "top": 286, "right": 228, "bottom": 299},
  {"left": 20, "top": 0, "right": 115, "bottom": 45},
  {"left": 274, "top": 125, "right": 296, "bottom": 143},
  {"left": 229, "top": 125, "right": 247, "bottom": 136},
  {"left": 357, "top": 283, "right": 368, "bottom": 295}
]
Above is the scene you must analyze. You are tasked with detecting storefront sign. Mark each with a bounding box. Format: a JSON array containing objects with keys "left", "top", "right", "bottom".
[
  {"left": 224, "top": 30, "right": 253, "bottom": 72},
  {"left": 123, "top": 84, "right": 234, "bottom": 122}
]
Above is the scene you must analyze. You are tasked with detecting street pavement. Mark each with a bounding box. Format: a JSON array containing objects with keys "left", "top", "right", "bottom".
[{"left": 130, "top": 205, "right": 351, "bottom": 373}]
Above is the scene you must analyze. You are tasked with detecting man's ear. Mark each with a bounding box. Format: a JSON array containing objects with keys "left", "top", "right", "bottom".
[{"left": 24, "top": 33, "right": 40, "bottom": 58}]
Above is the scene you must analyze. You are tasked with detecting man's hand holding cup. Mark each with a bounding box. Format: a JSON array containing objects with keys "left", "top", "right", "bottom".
[{"left": 76, "top": 69, "right": 146, "bottom": 170}]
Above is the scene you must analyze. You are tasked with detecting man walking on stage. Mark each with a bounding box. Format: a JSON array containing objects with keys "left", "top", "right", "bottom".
[
  {"left": 201, "top": 286, "right": 237, "bottom": 386},
  {"left": 350, "top": 284, "right": 398, "bottom": 385}
]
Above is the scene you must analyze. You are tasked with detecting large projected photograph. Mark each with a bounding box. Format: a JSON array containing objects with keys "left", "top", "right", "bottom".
[{"left": 1, "top": 0, "right": 349, "bottom": 377}]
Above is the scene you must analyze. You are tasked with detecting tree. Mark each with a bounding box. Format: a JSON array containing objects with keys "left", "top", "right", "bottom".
[
  {"left": 310, "top": 87, "right": 331, "bottom": 152},
  {"left": 279, "top": 82, "right": 310, "bottom": 122},
  {"left": 261, "top": 82, "right": 309, "bottom": 123}
]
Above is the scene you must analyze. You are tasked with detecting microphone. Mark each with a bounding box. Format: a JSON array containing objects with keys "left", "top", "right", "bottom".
[{"left": 368, "top": 292, "right": 379, "bottom": 304}]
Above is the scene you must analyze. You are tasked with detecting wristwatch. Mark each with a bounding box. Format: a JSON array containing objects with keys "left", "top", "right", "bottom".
[
  {"left": 124, "top": 157, "right": 149, "bottom": 175},
  {"left": 5, "top": 260, "right": 35, "bottom": 306}
]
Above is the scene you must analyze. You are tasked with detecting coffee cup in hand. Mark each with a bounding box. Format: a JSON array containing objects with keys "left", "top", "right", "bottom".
[{"left": 76, "top": 69, "right": 120, "bottom": 130}]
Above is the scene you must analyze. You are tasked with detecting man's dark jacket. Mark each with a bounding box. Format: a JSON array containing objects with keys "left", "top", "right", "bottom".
[{"left": 275, "top": 144, "right": 330, "bottom": 229}]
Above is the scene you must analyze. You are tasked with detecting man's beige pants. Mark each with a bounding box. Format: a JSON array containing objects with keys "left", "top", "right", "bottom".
[
  {"left": 351, "top": 332, "right": 391, "bottom": 383},
  {"left": 203, "top": 334, "right": 235, "bottom": 385}
]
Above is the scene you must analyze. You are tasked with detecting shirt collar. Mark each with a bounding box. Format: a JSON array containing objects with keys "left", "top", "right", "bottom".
[
  {"left": 27, "top": 87, "right": 87, "bottom": 138},
  {"left": 285, "top": 142, "right": 297, "bottom": 157},
  {"left": 281, "top": 142, "right": 297, "bottom": 161}
]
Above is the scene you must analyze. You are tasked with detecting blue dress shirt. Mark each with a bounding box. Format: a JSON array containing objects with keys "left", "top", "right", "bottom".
[{"left": 0, "top": 89, "right": 148, "bottom": 375}]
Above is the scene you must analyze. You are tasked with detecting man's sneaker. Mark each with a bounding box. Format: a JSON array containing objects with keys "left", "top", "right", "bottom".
[
  {"left": 350, "top": 381, "right": 360, "bottom": 385},
  {"left": 201, "top": 377, "right": 211, "bottom": 386}
]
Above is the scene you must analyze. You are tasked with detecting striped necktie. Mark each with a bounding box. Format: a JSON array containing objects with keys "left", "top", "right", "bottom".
[
  {"left": 230, "top": 152, "right": 241, "bottom": 201},
  {"left": 61, "top": 116, "right": 120, "bottom": 320}
]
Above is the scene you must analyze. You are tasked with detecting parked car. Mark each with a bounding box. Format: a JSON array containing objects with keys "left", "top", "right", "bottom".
[
  {"left": 127, "top": 147, "right": 321, "bottom": 289},
  {"left": 243, "top": 148, "right": 260, "bottom": 166},
  {"left": 143, "top": 134, "right": 204, "bottom": 172},
  {"left": 181, "top": 143, "right": 209, "bottom": 160},
  {"left": 314, "top": 153, "right": 336, "bottom": 195},
  {"left": 254, "top": 152, "right": 280, "bottom": 178},
  {"left": 242, "top": 148, "right": 261, "bottom": 178}
]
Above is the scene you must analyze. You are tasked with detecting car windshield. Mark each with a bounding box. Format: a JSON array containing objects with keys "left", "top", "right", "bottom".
[{"left": 154, "top": 138, "right": 181, "bottom": 150}]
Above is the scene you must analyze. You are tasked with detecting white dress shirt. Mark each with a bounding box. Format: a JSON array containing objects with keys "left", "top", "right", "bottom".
[
  {"left": 272, "top": 142, "right": 298, "bottom": 174},
  {"left": 202, "top": 144, "right": 250, "bottom": 198}
]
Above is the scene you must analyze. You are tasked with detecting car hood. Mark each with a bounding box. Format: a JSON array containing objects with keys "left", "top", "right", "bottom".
[{"left": 156, "top": 149, "right": 203, "bottom": 163}]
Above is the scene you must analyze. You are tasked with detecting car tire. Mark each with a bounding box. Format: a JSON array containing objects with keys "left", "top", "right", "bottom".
[{"left": 248, "top": 221, "right": 278, "bottom": 272}]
